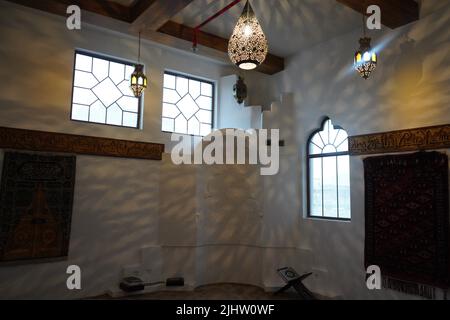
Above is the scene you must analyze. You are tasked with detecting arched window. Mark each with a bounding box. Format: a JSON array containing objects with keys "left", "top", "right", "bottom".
[{"left": 307, "top": 118, "right": 351, "bottom": 220}]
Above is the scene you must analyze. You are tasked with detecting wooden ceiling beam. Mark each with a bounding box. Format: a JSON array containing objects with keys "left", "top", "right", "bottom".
[
  {"left": 4, "top": 0, "right": 284, "bottom": 75},
  {"left": 5, "top": 0, "right": 196, "bottom": 26},
  {"left": 130, "top": 0, "right": 157, "bottom": 21},
  {"left": 3, "top": 0, "right": 70, "bottom": 18},
  {"left": 130, "top": 0, "right": 195, "bottom": 31},
  {"left": 158, "top": 21, "right": 285, "bottom": 75},
  {"left": 4, "top": 0, "right": 133, "bottom": 22},
  {"left": 58, "top": 0, "right": 132, "bottom": 22},
  {"left": 336, "top": 0, "right": 419, "bottom": 29}
]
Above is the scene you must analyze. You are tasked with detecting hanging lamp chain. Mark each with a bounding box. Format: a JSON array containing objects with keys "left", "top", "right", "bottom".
[
  {"left": 138, "top": 32, "right": 141, "bottom": 63},
  {"left": 362, "top": 0, "right": 367, "bottom": 37},
  {"left": 247, "top": 0, "right": 250, "bottom": 21},
  {"left": 247, "top": 0, "right": 249, "bottom": 19}
]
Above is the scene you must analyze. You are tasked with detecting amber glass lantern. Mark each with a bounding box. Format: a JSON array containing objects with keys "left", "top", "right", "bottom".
[
  {"left": 130, "top": 32, "right": 148, "bottom": 97},
  {"left": 130, "top": 64, "right": 147, "bottom": 98},
  {"left": 354, "top": 3, "right": 377, "bottom": 80},
  {"left": 354, "top": 37, "right": 377, "bottom": 80}
]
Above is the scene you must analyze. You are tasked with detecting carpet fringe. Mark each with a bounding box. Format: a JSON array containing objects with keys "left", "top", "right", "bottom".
[{"left": 382, "top": 276, "right": 436, "bottom": 300}]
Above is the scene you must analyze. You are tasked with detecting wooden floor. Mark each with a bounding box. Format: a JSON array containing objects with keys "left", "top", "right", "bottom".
[{"left": 94, "top": 283, "right": 306, "bottom": 300}]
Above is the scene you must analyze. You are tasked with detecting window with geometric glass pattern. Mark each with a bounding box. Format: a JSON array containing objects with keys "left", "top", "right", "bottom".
[
  {"left": 162, "top": 72, "right": 214, "bottom": 137},
  {"left": 307, "top": 118, "right": 351, "bottom": 220},
  {"left": 71, "top": 51, "right": 141, "bottom": 128}
]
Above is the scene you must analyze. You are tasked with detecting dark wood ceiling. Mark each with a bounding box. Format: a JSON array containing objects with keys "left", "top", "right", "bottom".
[
  {"left": 337, "top": 0, "right": 419, "bottom": 29},
  {"left": 4, "top": 0, "right": 420, "bottom": 75}
]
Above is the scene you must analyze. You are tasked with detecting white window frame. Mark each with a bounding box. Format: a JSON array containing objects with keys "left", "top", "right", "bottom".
[
  {"left": 70, "top": 50, "right": 142, "bottom": 129},
  {"left": 307, "top": 117, "right": 351, "bottom": 221},
  {"left": 161, "top": 71, "right": 215, "bottom": 137}
]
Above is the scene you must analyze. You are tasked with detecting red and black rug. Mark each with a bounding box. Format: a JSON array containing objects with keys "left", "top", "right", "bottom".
[{"left": 364, "top": 151, "right": 449, "bottom": 298}]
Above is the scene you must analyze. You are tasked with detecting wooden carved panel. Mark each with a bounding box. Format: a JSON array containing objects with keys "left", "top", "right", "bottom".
[
  {"left": 349, "top": 124, "right": 450, "bottom": 156},
  {"left": 0, "top": 127, "right": 165, "bottom": 160}
]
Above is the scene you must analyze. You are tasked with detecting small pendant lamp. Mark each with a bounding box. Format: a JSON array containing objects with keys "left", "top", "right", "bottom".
[
  {"left": 354, "top": 4, "right": 377, "bottom": 80},
  {"left": 130, "top": 32, "right": 148, "bottom": 97}
]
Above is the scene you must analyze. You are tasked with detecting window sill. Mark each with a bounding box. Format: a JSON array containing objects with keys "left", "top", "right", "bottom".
[{"left": 304, "top": 216, "right": 351, "bottom": 223}]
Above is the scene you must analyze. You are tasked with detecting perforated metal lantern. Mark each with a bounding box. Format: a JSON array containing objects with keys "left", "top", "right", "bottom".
[
  {"left": 354, "top": 37, "right": 377, "bottom": 80},
  {"left": 130, "top": 64, "right": 147, "bottom": 98},
  {"left": 228, "top": 1, "right": 268, "bottom": 70},
  {"left": 233, "top": 76, "right": 248, "bottom": 104}
]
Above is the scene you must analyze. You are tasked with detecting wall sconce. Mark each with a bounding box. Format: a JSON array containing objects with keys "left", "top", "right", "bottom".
[{"left": 233, "top": 76, "right": 248, "bottom": 104}]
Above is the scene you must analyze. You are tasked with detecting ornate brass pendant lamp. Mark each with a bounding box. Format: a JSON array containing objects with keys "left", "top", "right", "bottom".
[{"left": 228, "top": 0, "right": 268, "bottom": 70}]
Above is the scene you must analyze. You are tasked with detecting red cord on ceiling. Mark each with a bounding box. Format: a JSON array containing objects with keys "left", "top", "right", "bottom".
[{"left": 193, "top": 0, "right": 243, "bottom": 50}]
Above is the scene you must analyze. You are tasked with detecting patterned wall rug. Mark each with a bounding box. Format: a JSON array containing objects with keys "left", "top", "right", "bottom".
[
  {"left": 364, "top": 151, "right": 449, "bottom": 298},
  {"left": 0, "top": 152, "right": 76, "bottom": 263}
]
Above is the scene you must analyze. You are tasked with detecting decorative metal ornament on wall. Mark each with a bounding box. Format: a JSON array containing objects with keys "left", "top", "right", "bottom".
[
  {"left": 233, "top": 76, "right": 248, "bottom": 104},
  {"left": 228, "top": 0, "right": 268, "bottom": 70}
]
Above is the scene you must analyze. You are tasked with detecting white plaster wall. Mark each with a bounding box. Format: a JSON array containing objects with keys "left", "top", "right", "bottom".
[
  {"left": 0, "top": 1, "right": 271, "bottom": 150},
  {"left": 0, "top": 1, "right": 269, "bottom": 299},
  {"left": 0, "top": 0, "right": 449, "bottom": 300},
  {"left": 198, "top": 164, "right": 263, "bottom": 246},
  {"left": 264, "top": 2, "right": 450, "bottom": 299},
  {"left": 0, "top": 152, "right": 161, "bottom": 299},
  {"left": 146, "top": 130, "right": 309, "bottom": 292},
  {"left": 217, "top": 75, "right": 263, "bottom": 130},
  {"left": 196, "top": 136, "right": 264, "bottom": 286}
]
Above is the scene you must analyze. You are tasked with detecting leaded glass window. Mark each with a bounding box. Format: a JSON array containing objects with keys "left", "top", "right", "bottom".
[
  {"left": 307, "top": 118, "right": 351, "bottom": 220},
  {"left": 162, "top": 72, "right": 214, "bottom": 137},
  {"left": 71, "top": 51, "right": 141, "bottom": 128}
]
